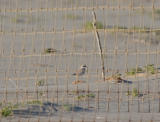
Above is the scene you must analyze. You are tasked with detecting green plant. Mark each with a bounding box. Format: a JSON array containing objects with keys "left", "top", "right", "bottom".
[
  {"left": 77, "top": 95, "right": 85, "bottom": 100},
  {"left": 144, "top": 64, "right": 156, "bottom": 74},
  {"left": 36, "top": 80, "right": 45, "bottom": 86},
  {"left": 12, "top": 103, "right": 20, "bottom": 109},
  {"left": 62, "top": 104, "right": 72, "bottom": 111},
  {"left": 1, "top": 106, "right": 12, "bottom": 117},
  {"left": 132, "top": 88, "right": 138, "bottom": 97},
  {"left": 126, "top": 67, "right": 144, "bottom": 75},
  {"left": 45, "top": 48, "right": 57, "bottom": 54},
  {"left": 84, "top": 21, "right": 104, "bottom": 30},
  {"left": 126, "top": 68, "right": 136, "bottom": 75},
  {"left": 86, "top": 93, "right": 95, "bottom": 98},
  {"left": 126, "top": 91, "right": 131, "bottom": 96},
  {"left": 137, "top": 67, "right": 144, "bottom": 73},
  {"left": 77, "top": 93, "right": 95, "bottom": 100},
  {"left": 27, "top": 100, "right": 42, "bottom": 105}
]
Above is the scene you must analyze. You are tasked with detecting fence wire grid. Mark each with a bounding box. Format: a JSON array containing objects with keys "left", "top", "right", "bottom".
[{"left": 0, "top": 0, "right": 160, "bottom": 122}]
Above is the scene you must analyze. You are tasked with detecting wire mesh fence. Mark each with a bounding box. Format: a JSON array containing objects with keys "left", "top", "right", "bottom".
[{"left": 0, "top": 0, "right": 160, "bottom": 121}]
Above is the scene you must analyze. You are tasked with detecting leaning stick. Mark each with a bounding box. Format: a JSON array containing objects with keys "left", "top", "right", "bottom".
[{"left": 92, "top": 11, "right": 105, "bottom": 81}]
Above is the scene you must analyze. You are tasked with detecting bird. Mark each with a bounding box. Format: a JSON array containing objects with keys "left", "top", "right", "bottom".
[{"left": 72, "top": 64, "right": 88, "bottom": 76}]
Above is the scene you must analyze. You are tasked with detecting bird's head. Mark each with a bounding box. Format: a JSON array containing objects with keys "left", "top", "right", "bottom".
[{"left": 81, "top": 64, "right": 88, "bottom": 70}]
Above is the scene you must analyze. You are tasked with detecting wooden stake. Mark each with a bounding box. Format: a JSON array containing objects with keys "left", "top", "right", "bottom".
[{"left": 92, "top": 10, "right": 105, "bottom": 81}]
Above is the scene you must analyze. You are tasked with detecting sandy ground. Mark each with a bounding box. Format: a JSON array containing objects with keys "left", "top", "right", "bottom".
[{"left": 0, "top": 0, "right": 160, "bottom": 121}]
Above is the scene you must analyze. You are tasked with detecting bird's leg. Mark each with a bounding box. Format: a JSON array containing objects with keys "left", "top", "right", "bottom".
[{"left": 75, "top": 74, "right": 79, "bottom": 94}]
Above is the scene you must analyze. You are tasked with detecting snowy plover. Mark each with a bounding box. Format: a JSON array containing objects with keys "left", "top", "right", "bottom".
[{"left": 72, "top": 64, "right": 88, "bottom": 76}]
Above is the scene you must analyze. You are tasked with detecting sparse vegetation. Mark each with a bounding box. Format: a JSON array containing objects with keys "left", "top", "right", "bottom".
[
  {"left": 84, "top": 21, "right": 104, "bottom": 31},
  {"left": 45, "top": 48, "right": 57, "bottom": 54},
  {"left": 126, "top": 64, "right": 158, "bottom": 76},
  {"left": 86, "top": 93, "right": 95, "bottom": 98},
  {"left": 36, "top": 80, "right": 45, "bottom": 86},
  {"left": 77, "top": 93, "right": 95, "bottom": 100},
  {"left": 77, "top": 95, "right": 85, "bottom": 100},
  {"left": 132, "top": 88, "right": 139, "bottom": 97},
  {"left": 1, "top": 106, "right": 13, "bottom": 117},
  {"left": 126, "top": 88, "right": 139, "bottom": 97},
  {"left": 144, "top": 64, "right": 156, "bottom": 74},
  {"left": 126, "top": 67, "right": 144, "bottom": 75},
  {"left": 27, "top": 100, "right": 42, "bottom": 105},
  {"left": 62, "top": 104, "right": 73, "bottom": 111}
]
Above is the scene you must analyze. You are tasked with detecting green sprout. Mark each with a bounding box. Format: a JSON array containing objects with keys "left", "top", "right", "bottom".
[
  {"left": 62, "top": 104, "right": 72, "bottom": 111},
  {"left": 126, "top": 91, "right": 131, "bottom": 96},
  {"left": 132, "top": 88, "right": 138, "bottom": 97},
  {"left": 86, "top": 93, "right": 95, "bottom": 98},
  {"left": 77, "top": 95, "right": 85, "bottom": 100},
  {"left": 84, "top": 21, "right": 104, "bottom": 31},
  {"left": 144, "top": 64, "right": 156, "bottom": 74},
  {"left": 126, "top": 67, "right": 144, "bottom": 76},
  {"left": 36, "top": 80, "right": 45, "bottom": 86},
  {"left": 27, "top": 100, "right": 42, "bottom": 105},
  {"left": 77, "top": 93, "right": 95, "bottom": 100},
  {"left": 1, "top": 106, "right": 12, "bottom": 117},
  {"left": 45, "top": 48, "right": 57, "bottom": 54}
]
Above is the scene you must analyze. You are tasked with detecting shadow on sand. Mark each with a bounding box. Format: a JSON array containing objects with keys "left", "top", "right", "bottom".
[{"left": 13, "top": 102, "right": 91, "bottom": 118}]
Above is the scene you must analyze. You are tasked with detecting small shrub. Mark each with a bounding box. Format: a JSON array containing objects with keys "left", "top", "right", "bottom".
[
  {"left": 77, "top": 93, "right": 95, "bottom": 100},
  {"left": 27, "top": 100, "right": 42, "bottom": 105},
  {"left": 126, "top": 67, "right": 144, "bottom": 75},
  {"left": 144, "top": 64, "right": 156, "bottom": 74},
  {"left": 86, "top": 93, "right": 95, "bottom": 98},
  {"left": 126, "top": 91, "right": 131, "bottom": 96},
  {"left": 126, "top": 68, "right": 136, "bottom": 75},
  {"left": 36, "top": 80, "right": 45, "bottom": 86},
  {"left": 1, "top": 106, "right": 12, "bottom": 117},
  {"left": 62, "top": 104, "right": 72, "bottom": 111},
  {"left": 132, "top": 88, "right": 138, "bottom": 97},
  {"left": 84, "top": 21, "right": 104, "bottom": 31},
  {"left": 45, "top": 48, "right": 57, "bottom": 54},
  {"left": 77, "top": 95, "right": 85, "bottom": 100}
]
